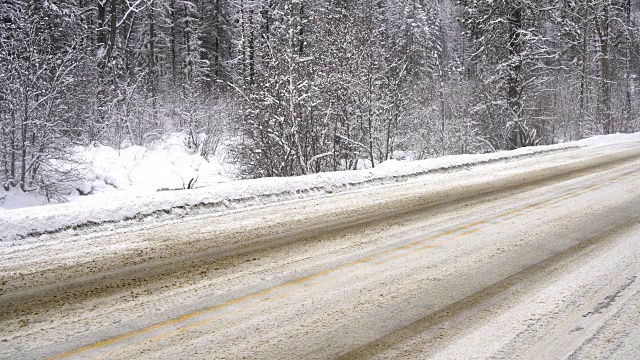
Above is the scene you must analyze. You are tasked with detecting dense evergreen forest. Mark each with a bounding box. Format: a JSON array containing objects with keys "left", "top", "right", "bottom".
[{"left": 1, "top": 0, "right": 639, "bottom": 199}]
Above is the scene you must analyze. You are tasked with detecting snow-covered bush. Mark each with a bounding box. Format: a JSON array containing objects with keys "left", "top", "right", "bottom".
[{"left": 180, "top": 92, "right": 238, "bottom": 161}]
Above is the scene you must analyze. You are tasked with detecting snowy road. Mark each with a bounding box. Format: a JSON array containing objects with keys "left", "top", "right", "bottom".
[{"left": 2, "top": 141, "right": 640, "bottom": 359}]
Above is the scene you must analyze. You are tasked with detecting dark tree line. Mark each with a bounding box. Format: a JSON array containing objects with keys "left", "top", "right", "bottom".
[{"left": 1, "top": 0, "right": 639, "bottom": 198}]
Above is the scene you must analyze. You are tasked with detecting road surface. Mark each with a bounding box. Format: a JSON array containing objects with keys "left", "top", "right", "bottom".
[{"left": 2, "top": 141, "right": 640, "bottom": 359}]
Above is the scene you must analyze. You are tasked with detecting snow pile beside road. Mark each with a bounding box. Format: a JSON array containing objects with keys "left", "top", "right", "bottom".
[
  {"left": 2, "top": 133, "right": 640, "bottom": 241},
  {"left": 79, "top": 133, "right": 232, "bottom": 192},
  {"left": 0, "top": 133, "right": 234, "bottom": 210}
]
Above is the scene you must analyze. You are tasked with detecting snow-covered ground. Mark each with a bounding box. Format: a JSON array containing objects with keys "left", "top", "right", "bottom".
[
  {"left": 0, "top": 133, "right": 234, "bottom": 210},
  {"left": 1, "top": 133, "right": 640, "bottom": 241},
  {"left": 3, "top": 133, "right": 640, "bottom": 359}
]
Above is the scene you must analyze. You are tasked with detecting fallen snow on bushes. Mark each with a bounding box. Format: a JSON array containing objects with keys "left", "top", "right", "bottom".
[
  {"left": 2, "top": 133, "right": 640, "bottom": 242},
  {"left": 0, "top": 133, "right": 233, "bottom": 210}
]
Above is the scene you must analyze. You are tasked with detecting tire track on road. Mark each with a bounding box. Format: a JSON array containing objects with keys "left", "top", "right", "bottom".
[{"left": 51, "top": 163, "right": 640, "bottom": 359}]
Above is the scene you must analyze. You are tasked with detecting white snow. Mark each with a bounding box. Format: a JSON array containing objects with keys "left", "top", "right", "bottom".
[
  {"left": 0, "top": 133, "right": 233, "bottom": 210},
  {"left": 1, "top": 133, "right": 640, "bottom": 242},
  {"left": 82, "top": 136, "right": 228, "bottom": 192}
]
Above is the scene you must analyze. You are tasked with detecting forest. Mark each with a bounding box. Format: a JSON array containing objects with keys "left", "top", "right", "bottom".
[{"left": 1, "top": 0, "right": 639, "bottom": 199}]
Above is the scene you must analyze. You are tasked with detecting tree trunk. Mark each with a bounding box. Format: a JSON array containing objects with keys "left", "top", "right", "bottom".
[
  {"left": 240, "top": 0, "right": 246, "bottom": 84},
  {"left": 10, "top": 108, "right": 16, "bottom": 181},
  {"left": 20, "top": 91, "right": 28, "bottom": 192},
  {"left": 149, "top": 0, "right": 158, "bottom": 127},
  {"left": 367, "top": 0, "right": 375, "bottom": 168},
  {"left": 595, "top": 0, "right": 612, "bottom": 134},
  {"left": 578, "top": 0, "right": 590, "bottom": 139},
  {"left": 97, "top": 0, "right": 107, "bottom": 64},
  {"left": 298, "top": 2, "right": 305, "bottom": 55},
  {"left": 107, "top": 0, "right": 117, "bottom": 61},
  {"left": 184, "top": 6, "right": 192, "bottom": 81},
  {"left": 287, "top": 2, "right": 307, "bottom": 175},
  {"left": 249, "top": 8, "right": 255, "bottom": 85},
  {"left": 624, "top": 0, "right": 633, "bottom": 127},
  {"left": 507, "top": 6, "right": 523, "bottom": 148},
  {"left": 214, "top": 0, "right": 220, "bottom": 78},
  {"left": 170, "top": 0, "right": 177, "bottom": 82}
]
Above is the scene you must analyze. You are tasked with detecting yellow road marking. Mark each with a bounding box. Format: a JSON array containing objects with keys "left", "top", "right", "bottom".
[{"left": 460, "top": 228, "right": 482, "bottom": 236}]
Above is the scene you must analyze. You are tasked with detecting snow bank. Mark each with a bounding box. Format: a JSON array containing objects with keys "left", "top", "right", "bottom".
[
  {"left": 2, "top": 133, "right": 640, "bottom": 242},
  {"left": 0, "top": 133, "right": 233, "bottom": 210},
  {"left": 80, "top": 134, "right": 231, "bottom": 191}
]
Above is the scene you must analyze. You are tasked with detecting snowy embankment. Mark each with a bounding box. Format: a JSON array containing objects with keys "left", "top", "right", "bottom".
[
  {"left": 0, "top": 133, "right": 234, "bottom": 209},
  {"left": 1, "top": 133, "right": 639, "bottom": 241}
]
